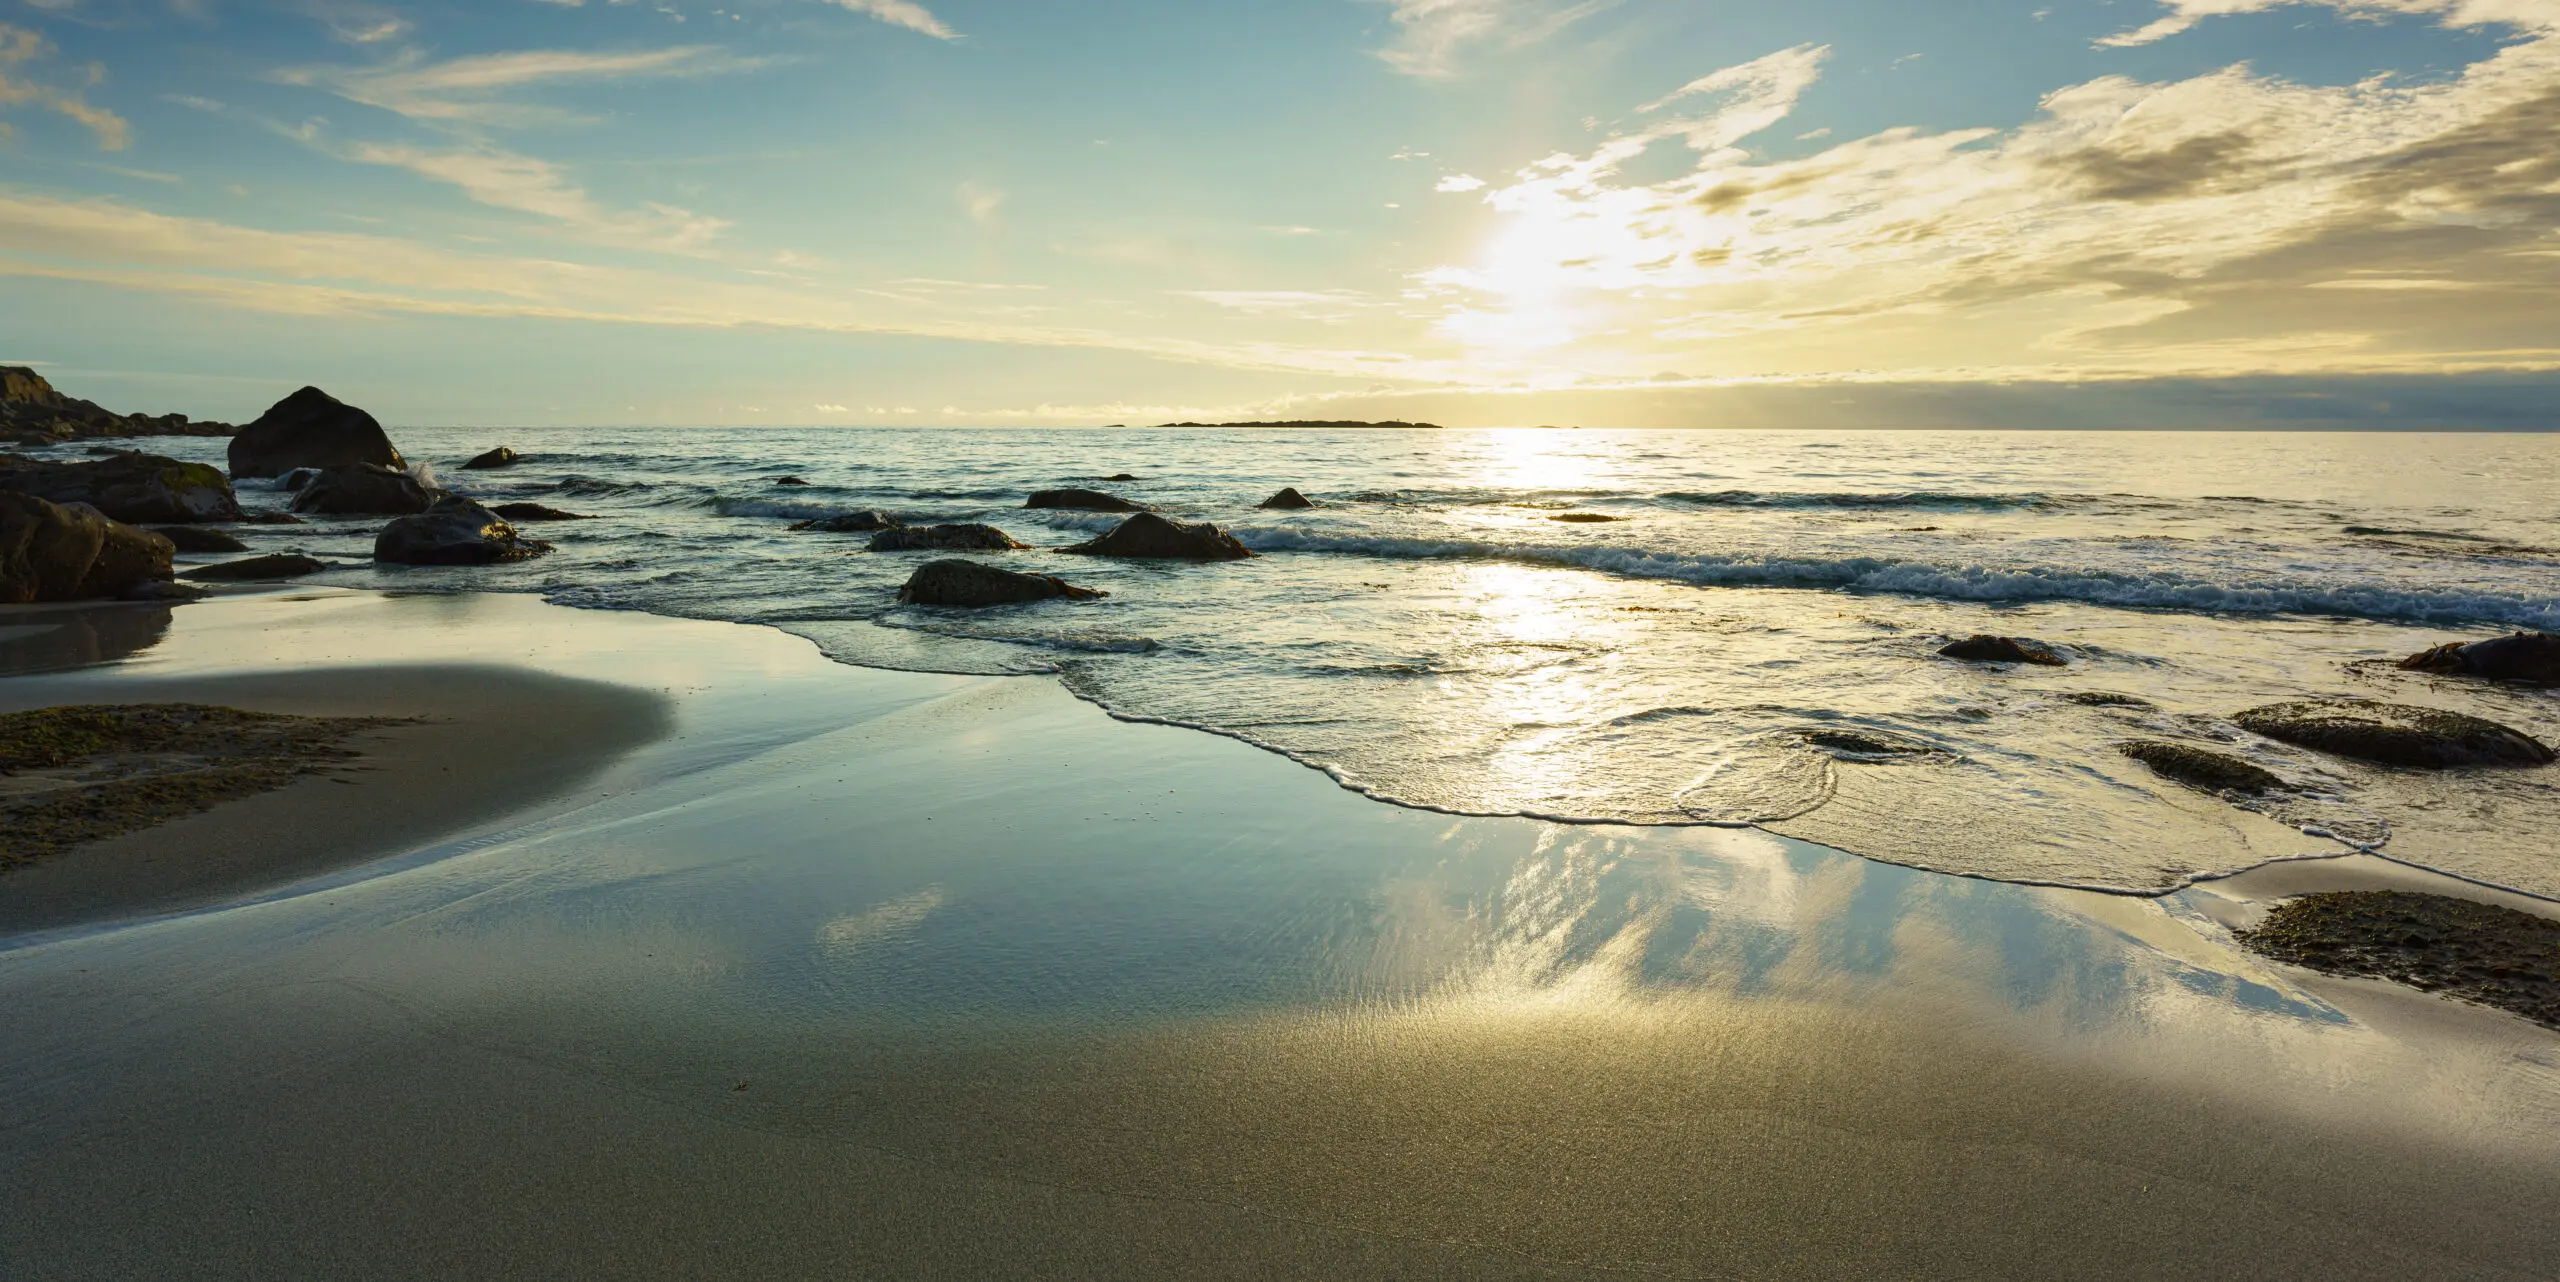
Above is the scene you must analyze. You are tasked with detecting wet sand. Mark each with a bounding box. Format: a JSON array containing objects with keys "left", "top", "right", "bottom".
[{"left": 3, "top": 591, "right": 2558, "bottom": 1278}]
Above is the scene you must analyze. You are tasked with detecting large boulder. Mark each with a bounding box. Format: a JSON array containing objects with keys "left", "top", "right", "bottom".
[
  {"left": 150, "top": 525, "right": 249, "bottom": 553},
  {"left": 791, "top": 510, "right": 903, "bottom": 533},
  {"left": 183, "top": 553, "right": 326, "bottom": 582},
  {"left": 897, "top": 558, "right": 1103, "bottom": 607},
  {"left": 2234, "top": 700, "right": 2553, "bottom": 769},
  {"left": 460, "top": 446, "right": 520, "bottom": 471},
  {"left": 2400, "top": 632, "right": 2560, "bottom": 684},
  {"left": 375, "top": 497, "right": 552, "bottom": 566},
  {"left": 1062, "top": 512, "right": 1254, "bottom": 560},
  {"left": 0, "top": 492, "right": 175, "bottom": 602},
  {"left": 1026, "top": 488, "right": 1146, "bottom": 513},
  {"left": 0, "top": 453, "right": 242, "bottom": 523},
  {"left": 1938, "top": 635, "right": 2065, "bottom": 666},
  {"left": 868, "top": 523, "right": 1027, "bottom": 552},
  {"left": 292, "top": 464, "right": 436, "bottom": 516},
  {"left": 1258, "top": 487, "right": 1315, "bottom": 510},
  {"left": 229, "top": 386, "right": 403, "bottom": 479}
]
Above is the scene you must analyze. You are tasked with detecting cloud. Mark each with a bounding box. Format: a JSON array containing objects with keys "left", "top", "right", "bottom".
[
  {"left": 341, "top": 141, "right": 731, "bottom": 251},
  {"left": 0, "top": 22, "right": 130, "bottom": 150},
  {"left": 274, "top": 45, "right": 766, "bottom": 129},
  {"left": 302, "top": 0, "right": 413, "bottom": 45},
  {"left": 957, "top": 180, "right": 1004, "bottom": 228},
  {"left": 2097, "top": 0, "right": 2556, "bottom": 47},
  {"left": 1436, "top": 174, "right": 1487, "bottom": 192},
  {"left": 1179, "top": 289, "right": 1380, "bottom": 321},
  {"left": 818, "top": 0, "right": 959, "bottom": 40},
  {"left": 1375, "top": 0, "right": 1618, "bottom": 79}
]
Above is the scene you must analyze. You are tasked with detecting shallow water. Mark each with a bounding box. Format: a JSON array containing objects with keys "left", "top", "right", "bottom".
[{"left": 63, "top": 426, "right": 2560, "bottom": 894}]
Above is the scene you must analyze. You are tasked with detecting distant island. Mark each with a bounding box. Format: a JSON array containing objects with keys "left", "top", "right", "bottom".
[{"left": 1154, "top": 419, "right": 1445, "bottom": 430}]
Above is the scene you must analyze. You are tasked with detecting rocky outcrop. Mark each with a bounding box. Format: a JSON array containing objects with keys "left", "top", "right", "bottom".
[
  {"left": 490, "top": 502, "right": 594, "bottom": 522},
  {"left": 2400, "top": 632, "right": 2560, "bottom": 684},
  {"left": 1026, "top": 488, "right": 1146, "bottom": 513},
  {"left": 1258, "top": 487, "right": 1315, "bottom": 510},
  {"left": 461, "top": 446, "right": 520, "bottom": 471},
  {"left": 150, "top": 525, "right": 249, "bottom": 553},
  {"left": 896, "top": 558, "right": 1103, "bottom": 607},
  {"left": 0, "top": 492, "right": 176, "bottom": 602},
  {"left": 183, "top": 553, "right": 326, "bottom": 581},
  {"left": 1, "top": 366, "right": 233, "bottom": 446},
  {"left": 291, "top": 464, "right": 436, "bottom": 516},
  {"left": 229, "top": 387, "right": 404, "bottom": 479},
  {"left": 374, "top": 497, "right": 552, "bottom": 566},
  {"left": 1062, "top": 512, "right": 1255, "bottom": 560},
  {"left": 0, "top": 453, "right": 242, "bottom": 524},
  {"left": 2118, "top": 740, "right": 2284, "bottom": 793},
  {"left": 2234, "top": 700, "right": 2553, "bottom": 769},
  {"left": 868, "top": 523, "right": 1027, "bottom": 552},
  {"left": 1939, "top": 635, "right": 2066, "bottom": 666},
  {"left": 791, "top": 510, "right": 903, "bottom": 533}
]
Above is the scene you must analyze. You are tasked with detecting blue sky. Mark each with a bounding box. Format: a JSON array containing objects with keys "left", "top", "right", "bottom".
[{"left": 2, "top": 0, "right": 2555, "bottom": 426}]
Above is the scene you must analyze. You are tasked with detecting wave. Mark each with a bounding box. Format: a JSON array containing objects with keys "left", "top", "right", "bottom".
[
  {"left": 1655, "top": 489, "right": 2060, "bottom": 511},
  {"left": 550, "top": 475, "right": 652, "bottom": 497},
  {"left": 712, "top": 495, "right": 865, "bottom": 521}
]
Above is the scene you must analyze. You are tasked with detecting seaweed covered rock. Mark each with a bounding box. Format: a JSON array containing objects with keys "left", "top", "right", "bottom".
[
  {"left": 150, "top": 525, "right": 248, "bottom": 553},
  {"left": 0, "top": 453, "right": 242, "bottom": 524},
  {"left": 868, "top": 523, "right": 1027, "bottom": 552},
  {"left": 897, "top": 558, "right": 1102, "bottom": 607},
  {"left": 1938, "top": 635, "right": 2066, "bottom": 666},
  {"left": 490, "top": 502, "right": 594, "bottom": 522},
  {"left": 1258, "top": 487, "right": 1315, "bottom": 510},
  {"left": 1062, "top": 512, "right": 1254, "bottom": 561},
  {"left": 2237, "top": 890, "right": 2560, "bottom": 1030},
  {"left": 2234, "top": 699, "right": 2553, "bottom": 769},
  {"left": 1026, "top": 488, "right": 1146, "bottom": 513},
  {"left": 0, "top": 492, "right": 175, "bottom": 602},
  {"left": 183, "top": 553, "right": 326, "bottom": 582},
  {"left": 374, "top": 496, "right": 552, "bottom": 566},
  {"left": 2400, "top": 632, "right": 2560, "bottom": 684},
  {"left": 1550, "top": 512, "right": 1625, "bottom": 523},
  {"left": 460, "top": 446, "right": 520, "bottom": 471},
  {"left": 291, "top": 463, "right": 436, "bottom": 516},
  {"left": 229, "top": 386, "right": 404, "bottom": 479},
  {"left": 2117, "top": 740, "right": 2284, "bottom": 793},
  {"left": 791, "top": 510, "right": 903, "bottom": 533}
]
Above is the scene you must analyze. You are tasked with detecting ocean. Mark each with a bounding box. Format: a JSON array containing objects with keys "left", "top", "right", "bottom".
[{"left": 64, "top": 426, "right": 2560, "bottom": 896}]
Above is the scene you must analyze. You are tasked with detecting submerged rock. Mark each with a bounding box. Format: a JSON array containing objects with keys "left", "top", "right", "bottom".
[
  {"left": 2117, "top": 740, "right": 2284, "bottom": 794},
  {"left": 897, "top": 558, "right": 1103, "bottom": 607},
  {"left": 236, "top": 511, "right": 306, "bottom": 526},
  {"left": 1938, "top": 634, "right": 2066, "bottom": 666},
  {"left": 791, "top": 510, "right": 903, "bottom": 533},
  {"left": 1258, "top": 487, "right": 1315, "bottom": 510},
  {"left": 1800, "top": 729, "right": 1936, "bottom": 758},
  {"left": 229, "top": 386, "right": 404, "bottom": 479},
  {"left": 1062, "top": 512, "right": 1254, "bottom": 560},
  {"left": 0, "top": 492, "right": 175, "bottom": 603},
  {"left": 1026, "top": 488, "right": 1146, "bottom": 513},
  {"left": 772, "top": 476, "right": 811, "bottom": 487},
  {"left": 1549, "top": 512, "right": 1625, "bottom": 523},
  {"left": 2236, "top": 890, "right": 2560, "bottom": 1031},
  {"left": 460, "top": 446, "right": 520, "bottom": 471},
  {"left": 374, "top": 496, "right": 552, "bottom": 566},
  {"left": 2234, "top": 699, "right": 2553, "bottom": 769},
  {"left": 2400, "top": 632, "right": 2560, "bottom": 684},
  {"left": 1099, "top": 473, "right": 1138, "bottom": 483},
  {"left": 150, "top": 525, "right": 249, "bottom": 553},
  {"left": 0, "top": 452, "right": 242, "bottom": 524},
  {"left": 867, "top": 523, "right": 1026, "bottom": 552},
  {"left": 490, "top": 502, "right": 595, "bottom": 522},
  {"left": 2062, "top": 691, "right": 2154, "bottom": 708},
  {"left": 184, "top": 553, "right": 326, "bottom": 581},
  {"left": 292, "top": 464, "right": 436, "bottom": 516}
]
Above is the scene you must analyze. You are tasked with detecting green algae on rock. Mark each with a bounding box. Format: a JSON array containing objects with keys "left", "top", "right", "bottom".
[
  {"left": 2237, "top": 891, "right": 2560, "bottom": 1032},
  {"left": 2117, "top": 740, "right": 2285, "bottom": 794}
]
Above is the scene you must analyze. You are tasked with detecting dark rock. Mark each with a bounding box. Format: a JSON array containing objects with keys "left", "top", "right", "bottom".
[
  {"left": 1939, "top": 635, "right": 2066, "bottom": 666},
  {"left": 772, "top": 476, "right": 811, "bottom": 487},
  {"left": 0, "top": 453, "right": 243, "bottom": 523},
  {"left": 2062, "top": 691, "right": 2153, "bottom": 708},
  {"left": 1258, "top": 487, "right": 1315, "bottom": 510},
  {"left": 150, "top": 525, "right": 249, "bottom": 553},
  {"left": 1026, "top": 488, "right": 1145, "bottom": 513},
  {"left": 1550, "top": 512, "right": 1624, "bottom": 523},
  {"left": 1800, "top": 729, "right": 1935, "bottom": 757},
  {"left": 2400, "top": 632, "right": 2560, "bottom": 684},
  {"left": 119, "top": 578, "right": 208, "bottom": 602},
  {"left": 184, "top": 553, "right": 327, "bottom": 581},
  {"left": 2234, "top": 699, "right": 2553, "bottom": 769},
  {"left": 236, "top": 512, "right": 306, "bottom": 525},
  {"left": 374, "top": 496, "right": 552, "bottom": 566},
  {"left": 2236, "top": 890, "right": 2560, "bottom": 1031},
  {"left": 228, "top": 386, "right": 404, "bottom": 479},
  {"left": 897, "top": 558, "right": 1103, "bottom": 607},
  {"left": 0, "top": 492, "right": 175, "bottom": 603},
  {"left": 461, "top": 446, "right": 520, "bottom": 471},
  {"left": 2118, "top": 740, "right": 2284, "bottom": 793},
  {"left": 490, "top": 502, "right": 595, "bottom": 522},
  {"left": 292, "top": 464, "right": 436, "bottom": 516},
  {"left": 282, "top": 469, "right": 316, "bottom": 492},
  {"left": 1, "top": 366, "right": 234, "bottom": 445},
  {"left": 1100, "top": 473, "right": 1138, "bottom": 482},
  {"left": 790, "top": 510, "right": 903, "bottom": 533},
  {"left": 1062, "top": 512, "right": 1255, "bottom": 561},
  {"left": 868, "top": 523, "right": 1027, "bottom": 552}
]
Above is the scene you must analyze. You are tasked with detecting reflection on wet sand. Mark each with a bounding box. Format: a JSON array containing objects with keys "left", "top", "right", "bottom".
[{"left": 0, "top": 602, "right": 172, "bottom": 675}]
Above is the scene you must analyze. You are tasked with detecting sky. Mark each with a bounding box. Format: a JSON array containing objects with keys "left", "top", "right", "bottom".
[{"left": 2, "top": 0, "right": 2557, "bottom": 428}]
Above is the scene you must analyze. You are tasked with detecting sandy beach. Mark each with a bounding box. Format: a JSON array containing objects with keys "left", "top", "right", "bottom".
[{"left": 4, "top": 588, "right": 2557, "bottom": 1278}]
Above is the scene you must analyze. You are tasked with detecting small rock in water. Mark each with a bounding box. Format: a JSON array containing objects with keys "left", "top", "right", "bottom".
[
  {"left": 461, "top": 446, "right": 520, "bottom": 471},
  {"left": 1257, "top": 487, "right": 1315, "bottom": 510},
  {"left": 868, "top": 523, "right": 1026, "bottom": 552},
  {"left": 1549, "top": 512, "right": 1624, "bottom": 523},
  {"left": 1938, "top": 635, "right": 2066, "bottom": 666},
  {"left": 282, "top": 469, "right": 316, "bottom": 492},
  {"left": 2237, "top": 890, "right": 2560, "bottom": 1031},
  {"left": 184, "top": 553, "right": 327, "bottom": 582},
  {"left": 772, "top": 476, "right": 811, "bottom": 487},
  {"left": 2062, "top": 691, "right": 2153, "bottom": 708},
  {"left": 791, "top": 510, "right": 903, "bottom": 533},
  {"left": 150, "top": 525, "right": 249, "bottom": 553},
  {"left": 1063, "top": 512, "right": 1254, "bottom": 560},
  {"left": 236, "top": 512, "right": 306, "bottom": 525},
  {"left": 490, "top": 502, "right": 595, "bottom": 522},
  {"left": 2117, "top": 740, "right": 2284, "bottom": 793},
  {"left": 292, "top": 463, "right": 436, "bottom": 516},
  {"left": 897, "top": 558, "right": 1104, "bottom": 607},
  {"left": 1100, "top": 473, "right": 1138, "bottom": 482},
  {"left": 2399, "top": 632, "right": 2560, "bottom": 684},
  {"left": 1026, "top": 488, "right": 1146, "bottom": 513},
  {"left": 375, "top": 496, "right": 552, "bottom": 566},
  {"left": 1800, "top": 729, "right": 1935, "bottom": 757},
  {"left": 2233, "top": 699, "right": 2553, "bottom": 769}
]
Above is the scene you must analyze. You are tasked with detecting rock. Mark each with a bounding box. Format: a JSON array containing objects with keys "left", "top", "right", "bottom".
[
  {"left": 149, "top": 525, "right": 249, "bottom": 553},
  {"left": 1939, "top": 635, "right": 2066, "bottom": 666},
  {"left": 1100, "top": 473, "right": 1138, "bottom": 483},
  {"left": 868, "top": 523, "right": 1027, "bottom": 552},
  {"left": 2400, "top": 632, "right": 2560, "bottom": 684},
  {"left": 237, "top": 512, "right": 306, "bottom": 525},
  {"left": 183, "top": 553, "right": 327, "bottom": 581},
  {"left": 0, "top": 453, "right": 243, "bottom": 523},
  {"left": 772, "top": 476, "right": 811, "bottom": 487},
  {"left": 490, "top": 502, "right": 595, "bottom": 522},
  {"left": 228, "top": 386, "right": 404, "bottom": 479},
  {"left": 282, "top": 469, "right": 317, "bottom": 492},
  {"left": 2118, "top": 740, "right": 2284, "bottom": 793},
  {"left": 292, "top": 464, "right": 436, "bottom": 515},
  {"left": 1550, "top": 512, "right": 1624, "bottom": 523},
  {"left": 897, "top": 558, "right": 1103, "bottom": 607},
  {"left": 790, "top": 510, "right": 903, "bottom": 533},
  {"left": 2062, "top": 691, "right": 2153, "bottom": 708},
  {"left": 0, "top": 492, "right": 175, "bottom": 603},
  {"left": 2234, "top": 699, "right": 2553, "bottom": 769},
  {"left": 0, "top": 366, "right": 234, "bottom": 445},
  {"left": 1062, "top": 512, "right": 1255, "bottom": 561},
  {"left": 2236, "top": 890, "right": 2560, "bottom": 1031},
  {"left": 460, "top": 446, "right": 520, "bottom": 471},
  {"left": 120, "top": 578, "right": 208, "bottom": 602},
  {"left": 1258, "top": 487, "right": 1315, "bottom": 510},
  {"left": 374, "top": 496, "right": 553, "bottom": 566},
  {"left": 1026, "top": 488, "right": 1146, "bottom": 513},
  {"left": 1800, "top": 729, "right": 1936, "bottom": 757}
]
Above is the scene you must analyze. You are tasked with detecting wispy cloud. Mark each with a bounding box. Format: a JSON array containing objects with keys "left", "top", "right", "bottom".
[
  {"left": 274, "top": 45, "right": 768, "bottom": 129},
  {"left": 0, "top": 22, "right": 130, "bottom": 150},
  {"left": 2096, "top": 0, "right": 2554, "bottom": 47},
  {"left": 341, "top": 142, "right": 732, "bottom": 251},
  {"left": 1374, "top": 0, "right": 1618, "bottom": 79},
  {"left": 820, "top": 0, "right": 960, "bottom": 40}
]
